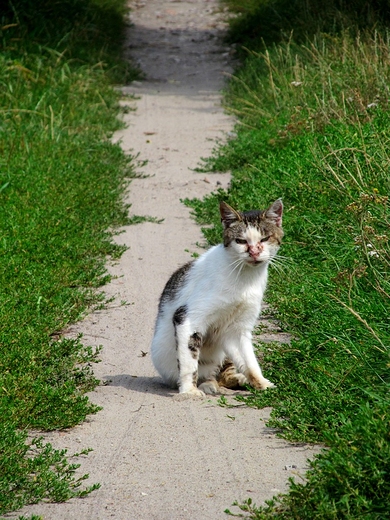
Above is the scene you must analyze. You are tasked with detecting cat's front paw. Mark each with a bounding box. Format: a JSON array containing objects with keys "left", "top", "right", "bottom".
[
  {"left": 247, "top": 372, "right": 276, "bottom": 390},
  {"left": 259, "top": 378, "right": 276, "bottom": 390},
  {"left": 177, "top": 386, "right": 206, "bottom": 398}
]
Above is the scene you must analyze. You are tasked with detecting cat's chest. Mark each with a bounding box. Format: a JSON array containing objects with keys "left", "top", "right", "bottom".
[
  {"left": 195, "top": 296, "right": 259, "bottom": 341},
  {"left": 212, "top": 297, "right": 251, "bottom": 320},
  {"left": 199, "top": 287, "right": 261, "bottom": 329}
]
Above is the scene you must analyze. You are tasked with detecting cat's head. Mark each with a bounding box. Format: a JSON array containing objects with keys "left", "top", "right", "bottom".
[{"left": 220, "top": 199, "right": 284, "bottom": 266}]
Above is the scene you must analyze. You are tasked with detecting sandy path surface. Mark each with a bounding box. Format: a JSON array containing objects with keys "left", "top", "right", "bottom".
[{"left": 13, "top": 1, "right": 319, "bottom": 519}]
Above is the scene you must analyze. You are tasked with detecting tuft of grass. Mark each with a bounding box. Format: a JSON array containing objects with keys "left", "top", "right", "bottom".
[
  {"left": 222, "top": 0, "right": 390, "bottom": 48},
  {"left": 0, "top": 0, "right": 139, "bottom": 514},
  {"left": 187, "top": 12, "right": 389, "bottom": 520},
  {"left": 1, "top": 0, "right": 140, "bottom": 83},
  {"left": 0, "top": 428, "right": 100, "bottom": 514}
]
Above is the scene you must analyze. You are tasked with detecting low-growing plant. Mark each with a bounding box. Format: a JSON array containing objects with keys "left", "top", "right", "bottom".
[{"left": 0, "top": 426, "right": 100, "bottom": 514}]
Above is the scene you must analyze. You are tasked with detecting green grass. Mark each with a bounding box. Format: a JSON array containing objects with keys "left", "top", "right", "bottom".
[
  {"left": 222, "top": 0, "right": 390, "bottom": 48},
  {"left": 0, "top": 0, "right": 139, "bottom": 514},
  {"left": 186, "top": 5, "right": 389, "bottom": 518}
]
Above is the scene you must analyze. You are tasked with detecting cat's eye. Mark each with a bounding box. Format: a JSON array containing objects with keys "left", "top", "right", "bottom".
[
  {"left": 261, "top": 236, "right": 271, "bottom": 242},
  {"left": 235, "top": 238, "right": 247, "bottom": 244}
]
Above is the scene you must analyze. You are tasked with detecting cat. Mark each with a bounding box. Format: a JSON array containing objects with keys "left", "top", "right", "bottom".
[{"left": 150, "top": 199, "right": 284, "bottom": 396}]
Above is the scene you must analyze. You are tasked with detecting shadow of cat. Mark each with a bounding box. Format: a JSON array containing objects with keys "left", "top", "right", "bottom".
[
  {"left": 102, "top": 374, "right": 177, "bottom": 397},
  {"left": 102, "top": 374, "right": 253, "bottom": 399}
]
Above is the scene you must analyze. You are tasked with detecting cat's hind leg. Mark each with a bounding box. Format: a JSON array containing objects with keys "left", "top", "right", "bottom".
[
  {"left": 150, "top": 317, "right": 180, "bottom": 388},
  {"left": 198, "top": 380, "right": 219, "bottom": 395},
  {"left": 197, "top": 349, "right": 225, "bottom": 395},
  {"left": 217, "top": 359, "right": 248, "bottom": 389}
]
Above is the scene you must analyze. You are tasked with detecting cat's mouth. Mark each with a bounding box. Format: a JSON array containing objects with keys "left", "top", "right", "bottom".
[{"left": 246, "top": 257, "right": 264, "bottom": 265}]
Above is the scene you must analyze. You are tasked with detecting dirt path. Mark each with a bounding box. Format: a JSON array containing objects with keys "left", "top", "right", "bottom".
[{"left": 14, "top": 1, "right": 319, "bottom": 519}]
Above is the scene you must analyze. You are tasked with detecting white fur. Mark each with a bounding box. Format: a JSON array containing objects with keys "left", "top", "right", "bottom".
[{"left": 151, "top": 223, "right": 279, "bottom": 395}]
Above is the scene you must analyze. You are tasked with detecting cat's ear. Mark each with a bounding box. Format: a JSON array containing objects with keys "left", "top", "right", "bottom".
[
  {"left": 266, "top": 199, "right": 283, "bottom": 227},
  {"left": 220, "top": 201, "right": 242, "bottom": 228}
]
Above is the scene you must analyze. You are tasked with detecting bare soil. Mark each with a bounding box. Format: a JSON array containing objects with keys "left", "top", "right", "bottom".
[{"left": 13, "top": 1, "right": 320, "bottom": 518}]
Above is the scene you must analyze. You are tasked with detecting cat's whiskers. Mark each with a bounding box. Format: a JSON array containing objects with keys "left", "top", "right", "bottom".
[
  {"left": 269, "top": 254, "right": 291, "bottom": 274},
  {"left": 227, "top": 256, "right": 249, "bottom": 283},
  {"left": 227, "top": 257, "right": 245, "bottom": 277},
  {"left": 274, "top": 254, "right": 290, "bottom": 261},
  {"left": 272, "top": 254, "right": 292, "bottom": 266},
  {"left": 233, "top": 260, "right": 245, "bottom": 283}
]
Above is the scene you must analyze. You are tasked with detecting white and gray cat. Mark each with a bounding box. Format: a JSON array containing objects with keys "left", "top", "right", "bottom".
[{"left": 151, "top": 199, "right": 283, "bottom": 396}]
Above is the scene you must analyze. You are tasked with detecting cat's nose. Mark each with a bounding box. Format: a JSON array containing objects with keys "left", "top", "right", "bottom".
[{"left": 248, "top": 244, "right": 263, "bottom": 258}]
